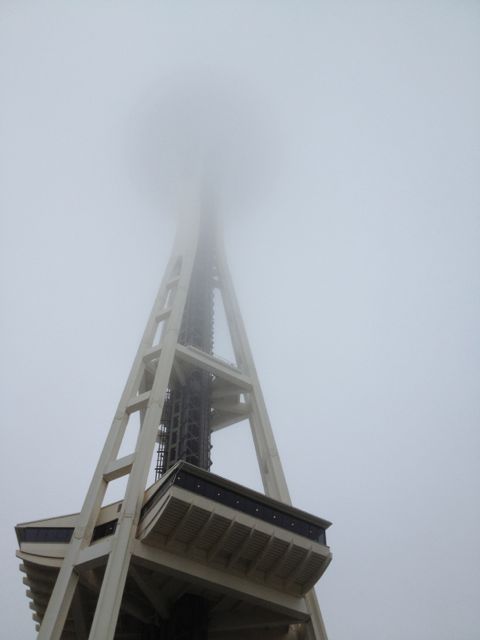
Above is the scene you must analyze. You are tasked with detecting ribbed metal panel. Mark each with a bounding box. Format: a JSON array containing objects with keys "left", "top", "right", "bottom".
[{"left": 140, "top": 489, "right": 330, "bottom": 597}]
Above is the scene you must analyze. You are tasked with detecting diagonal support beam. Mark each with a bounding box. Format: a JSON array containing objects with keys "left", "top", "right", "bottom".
[
  {"left": 284, "top": 548, "right": 313, "bottom": 589},
  {"left": 187, "top": 510, "right": 216, "bottom": 552},
  {"left": 130, "top": 565, "right": 169, "bottom": 620},
  {"left": 227, "top": 525, "right": 256, "bottom": 569},
  {"left": 207, "top": 518, "right": 237, "bottom": 562},
  {"left": 266, "top": 539, "right": 295, "bottom": 580},
  {"left": 166, "top": 504, "right": 195, "bottom": 546},
  {"left": 247, "top": 532, "right": 276, "bottom": 577}
]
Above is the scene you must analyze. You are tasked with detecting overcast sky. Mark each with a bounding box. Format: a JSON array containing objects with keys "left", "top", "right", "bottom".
[{"left": 1, "top": 2, "right": 480, "bottom": 639}]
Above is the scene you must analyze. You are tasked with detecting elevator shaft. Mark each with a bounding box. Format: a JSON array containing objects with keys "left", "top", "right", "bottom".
[{"left": 155, "top": 215, "right": 214, "bottom": 478}]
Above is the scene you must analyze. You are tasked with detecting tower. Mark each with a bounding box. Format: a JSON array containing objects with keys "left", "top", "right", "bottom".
[{"left": 16, "top": 200, "right": 332, "bottom": 639}]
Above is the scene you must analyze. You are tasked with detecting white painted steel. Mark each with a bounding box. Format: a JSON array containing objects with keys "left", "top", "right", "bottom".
[{"left": 35, "top": 203, "right": 329, "bottom": 639}]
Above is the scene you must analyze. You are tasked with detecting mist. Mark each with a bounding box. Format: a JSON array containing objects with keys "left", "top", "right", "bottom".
[
  {"left": 131, "top": 72, "right": 281, "bottom": 219},
  {"left": 1, "top": 2, "right": 480, "bottom": 639}
]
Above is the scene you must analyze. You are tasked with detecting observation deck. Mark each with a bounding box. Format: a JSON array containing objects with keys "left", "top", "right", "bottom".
[{"left": 16, "top": 462, "right": 331, "bottom": 638}]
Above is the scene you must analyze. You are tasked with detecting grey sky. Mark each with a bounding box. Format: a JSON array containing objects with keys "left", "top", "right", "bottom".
[{"left": 1, "top": 2, "right": 480, "bottom": 638}]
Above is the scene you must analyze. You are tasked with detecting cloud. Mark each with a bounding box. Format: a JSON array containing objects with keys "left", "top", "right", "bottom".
[{"left": 130, "top": 70, "right": 282, "bottom": 220}]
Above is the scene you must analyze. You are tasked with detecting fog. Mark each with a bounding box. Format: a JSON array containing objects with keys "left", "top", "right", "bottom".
[{"left": 1, "top": 2, "right": 479, "bottom": 638}]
